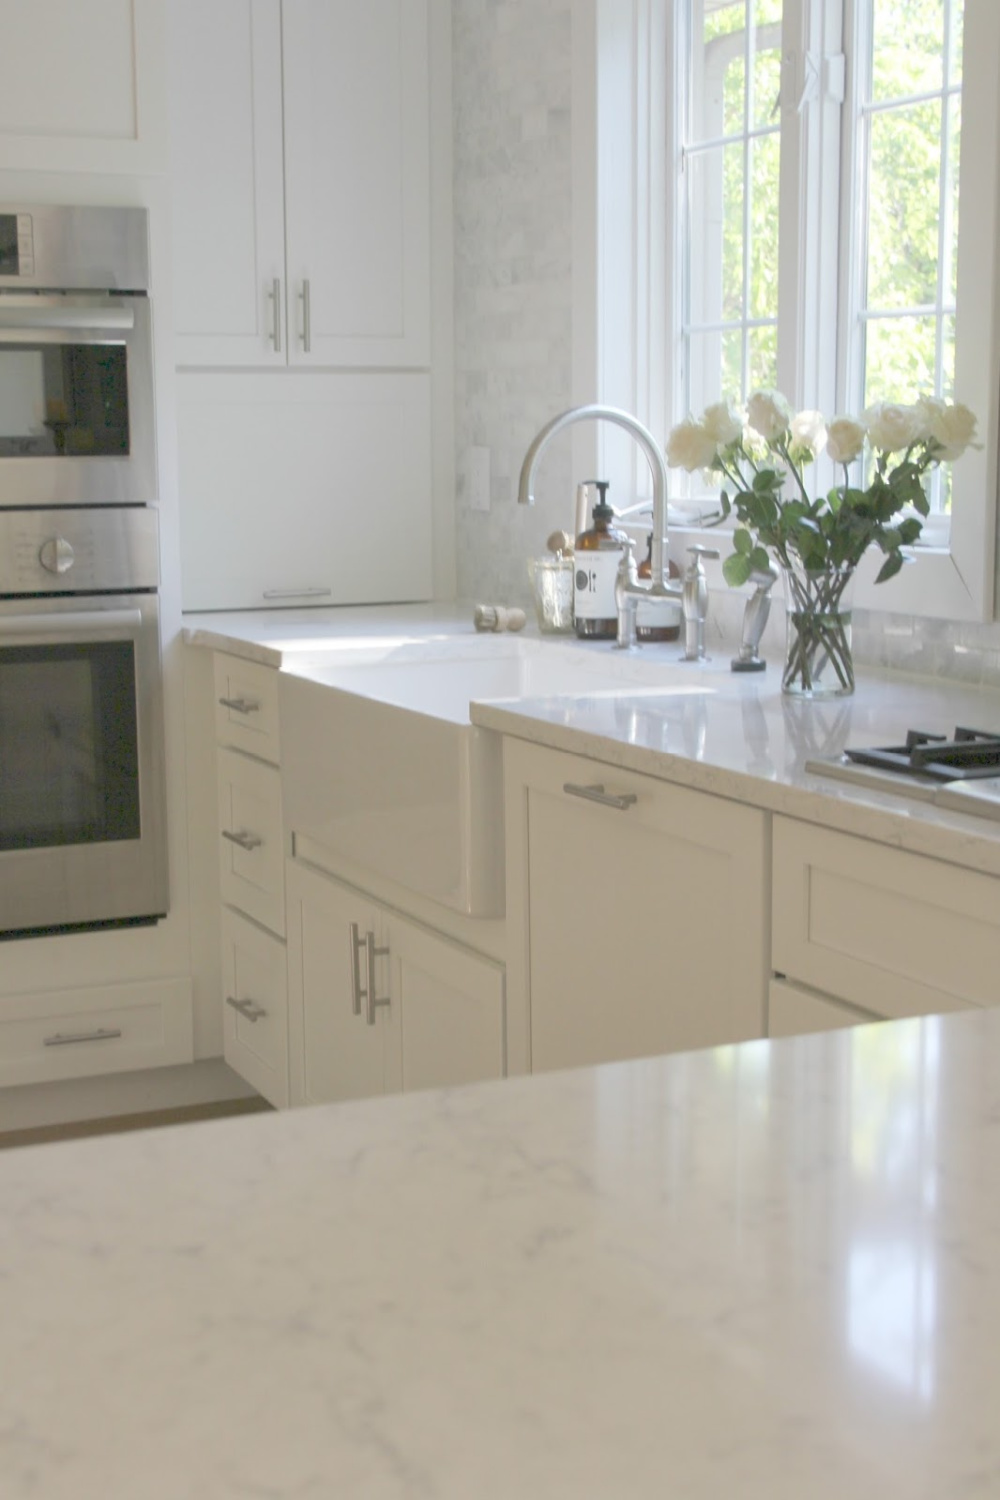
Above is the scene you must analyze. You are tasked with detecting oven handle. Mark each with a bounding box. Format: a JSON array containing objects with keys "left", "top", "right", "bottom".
[
  {"left": 0, "top": 299, "right": 135, "bottom": 332},
  {"left": 0, "top": 609, "right": 143, "bottom": 642}
]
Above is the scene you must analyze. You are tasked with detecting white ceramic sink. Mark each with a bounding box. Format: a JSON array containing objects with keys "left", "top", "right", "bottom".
[{"left": 279, "top": 636, "right": 676, "bottom": 916}]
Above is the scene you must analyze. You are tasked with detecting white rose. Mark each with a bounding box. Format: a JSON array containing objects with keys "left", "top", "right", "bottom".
[
  {"left": 928, "top": 401, "right": 978, "bottom": 462},
  {"left": 746, "top": 389, "right": 793, "bottom": 442},
  {"left": 825, "top": 416, "right": 867, "bottom": 465},
  {"left": 666, "top": 418, "right": 718, "bottom": 472},
  {"left": 789, "top": 409, "right": 827, "bottom": 458},
  {"left": 864, "top": 401, "right": 924, "bottom": 454},
  {"left": 914, "top": 395, "right": 945, "bottom": 443},
  {"left": 701, "top": 399, "right": 744, "bottom": 449}
]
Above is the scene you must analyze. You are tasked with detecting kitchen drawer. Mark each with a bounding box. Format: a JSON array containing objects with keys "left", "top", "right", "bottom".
[
  {"left": 768, "top": 978, "right": 879, "bottom": 1039},
  {"left": 772, "top": 817, "right": 997, "bottom": 1019},
  {"left": 213, "top": 653, "right": 281, "bottom": 764},
  {"left": 217, "top": 747, "right": 286, "bottom": 936},
  {"left": 0, "top": 979, "right": 193, "bottom": 1089},
  {"left": 221, "top": 909, "right": 289, "bottom": 1109}
]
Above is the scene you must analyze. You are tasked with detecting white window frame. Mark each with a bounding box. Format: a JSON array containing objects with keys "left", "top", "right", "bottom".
[{"left": 576, "top": 0, "right": 1000, "bottom": 622}]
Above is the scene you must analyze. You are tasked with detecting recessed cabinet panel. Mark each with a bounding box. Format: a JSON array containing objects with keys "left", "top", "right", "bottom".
[
  {"left": 504, "top": 740, "right": 768, "bottom": 1076},
  {"left": 772, "top": 817, "right": 997, "bottom": 1017},
  {"left": 213, "top": 654, "right": 281, "bottom": 764},
  {"left": 0, "top": 0, "right": 167, "bottom": 174},
  {"left": 392, "top": 917, "right": 505, "bottom": 1093},
  {"left": 221, "top": 908, "right": 289, "bottom": 1107},
  {"left": 217, "top": 748, "right": 285, "bottom": 936},
  {"left": 282, "top": 0, "right": 430, "bottom": 365},
  {"left": 178, "top": 371, "right": 433, "bottom": 611},
  {"left": 170, "top": 0, "right": 285, "bottom": 363}
]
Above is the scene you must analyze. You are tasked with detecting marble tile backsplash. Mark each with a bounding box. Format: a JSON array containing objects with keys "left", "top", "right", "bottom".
[{"left": 450, "top": 0, "right": 1000, "bottom": 688}]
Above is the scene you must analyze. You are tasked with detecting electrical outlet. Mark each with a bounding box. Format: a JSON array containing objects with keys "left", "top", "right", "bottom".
[{"left": 468, "top": 446, "right": 491, "bottom": 512}]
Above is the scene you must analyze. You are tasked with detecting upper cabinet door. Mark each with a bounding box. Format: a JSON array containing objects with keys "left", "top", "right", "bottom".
[
  {"left": 281, "top": 0, "right": 431, "bottom": 368},
  {"left": 170, "top": 0, "right": 286, "bottom": 366},
  {"left": 0, "top": 0, "right": 168, "bottom": 175}
]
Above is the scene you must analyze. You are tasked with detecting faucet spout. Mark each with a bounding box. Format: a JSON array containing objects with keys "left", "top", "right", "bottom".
[{"left": 517, "top": 404, "right": 672, "bottom": 592}]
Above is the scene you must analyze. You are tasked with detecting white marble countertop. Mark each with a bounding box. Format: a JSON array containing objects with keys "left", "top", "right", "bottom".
[
  {"left": 184, "top": 604, "right": 1000, "bottom": 876},
  {"left": 3, "top": 1005, "right": 999, "bottom": 1498}
]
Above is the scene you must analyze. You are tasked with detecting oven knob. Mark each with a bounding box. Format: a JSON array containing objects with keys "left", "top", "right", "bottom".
[{"left": 39, "top": 537, "right": 75, "bottom": 574}]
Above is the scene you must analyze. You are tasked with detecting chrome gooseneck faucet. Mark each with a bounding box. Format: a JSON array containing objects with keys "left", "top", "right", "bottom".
[{"left": 517, "top": 404, "right": 714, "bottom": 656}]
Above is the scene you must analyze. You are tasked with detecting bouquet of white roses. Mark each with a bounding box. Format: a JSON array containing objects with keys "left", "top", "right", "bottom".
[{"left": 666, "top": 389, "right": 978, "bottom": 587}]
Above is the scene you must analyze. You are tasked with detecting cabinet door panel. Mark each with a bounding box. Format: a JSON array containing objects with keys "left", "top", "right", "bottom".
[
  {"left": 217, "top": 749, "right": 285, "bottom": 936},
  {"left": 768, "top": 978, "right": 877, "bottom": 1040},
  {"left": 504, "top": 741, "right": 768, "bottom": 1076},
  {"left": 221, "top": 909, "right": 289, "bottom": 1107},
  {"left": 282, "top": 0, "right": 430, "bottom": 366},
  {"left": 772, "top": 817, "right": 997, "bottom": 1017},
  {"left": 178, "top": 371, "right": 433, "bottom": 611},
  {"left": 286, "top": 862, "right": 389, "bottom": 1106},
  {"left": 170, "top": 0, "right": 286, "bottom": 364},
  {"left": 390, "top": 917, "right": 505, "bottom": 1093}
]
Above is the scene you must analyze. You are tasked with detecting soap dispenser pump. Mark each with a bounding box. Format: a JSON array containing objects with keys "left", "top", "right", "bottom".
[{"left": 573, "top": 481, "right": 628, "bottom": 640}]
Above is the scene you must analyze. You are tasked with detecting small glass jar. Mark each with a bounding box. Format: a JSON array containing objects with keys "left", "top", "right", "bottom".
[{"left": 529, "top": 555, "right": 575, "bottom": 633}]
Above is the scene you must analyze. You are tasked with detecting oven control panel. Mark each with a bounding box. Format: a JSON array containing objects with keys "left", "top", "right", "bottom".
[{"left": 0, "top": 507, "right": 158, "bottom": 594}]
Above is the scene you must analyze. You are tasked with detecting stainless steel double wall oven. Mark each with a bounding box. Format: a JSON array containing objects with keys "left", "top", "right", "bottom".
[{"left": 0, "top": 206, "right": 167, "bottom": 937}]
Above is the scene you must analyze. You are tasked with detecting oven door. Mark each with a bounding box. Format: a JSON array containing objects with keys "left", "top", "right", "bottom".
[
  {"left": 0, "top": 294, "right": 156, "bottom": 507},
  {"left": 0, "top": 593, "right": 167, "bottom": 936}
]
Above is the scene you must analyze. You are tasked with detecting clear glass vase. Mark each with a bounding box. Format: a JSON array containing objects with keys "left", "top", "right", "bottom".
[{"left": 780, "top": 563, "right": 856, "bottom": 698}]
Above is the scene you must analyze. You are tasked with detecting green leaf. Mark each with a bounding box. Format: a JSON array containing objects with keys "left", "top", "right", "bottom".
[
  {"left": 722, "top": 551, "right": 753, "bottom": 588},
  {"left": 733, "top": 527, "right": 753, "bottom": 555},
  {"left": 749, "top": 546, "right": 772, "bottom": 574},
  {"left": 875, "top": 552, "right": 905, "bottom": 584}
]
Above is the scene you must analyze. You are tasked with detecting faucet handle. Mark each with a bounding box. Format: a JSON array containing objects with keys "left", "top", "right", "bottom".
[{"left": 686, "top": 544, "right": 720, "bottom": 564}]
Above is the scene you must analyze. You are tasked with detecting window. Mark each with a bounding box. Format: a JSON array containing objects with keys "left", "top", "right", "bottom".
[{"left": 662, "top": 0, "right": 1000, "bottom": 618}]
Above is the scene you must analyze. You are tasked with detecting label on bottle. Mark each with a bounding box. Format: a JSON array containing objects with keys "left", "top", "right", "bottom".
[{"left": 574, "top": 549, "right": 623, "bottom": 621}]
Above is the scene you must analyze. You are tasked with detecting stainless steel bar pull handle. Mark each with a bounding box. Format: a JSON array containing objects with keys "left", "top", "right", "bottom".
[
  {"left": 563, "top": 782, "right": 638, "bottom": 811},
  {"left": 300, "top": 278, "right": 311, "bottom": 352},
  {"left": 262, "top": 588, "right": 332, "bottom": 601},
  {"left": 221, "top": 829, "right": 262, "bottom": 852},
  {"left": 217, "top": 695, "right": 260, "bottom": 715},
  {"left": 364, "top": 930, "right": 391, "bottom": 1027},
  {"left": 225, "top": 995, "right": 267, "bottom": 1023},
  {"left": 269, "top": 276, "right": 281, "bottom": 353},
  {"left": 349, "top": 922, "right": 365, "bottom": 1016},
  {"left": 44, "top": 1028, "right": 123, "bottom": 1047}
]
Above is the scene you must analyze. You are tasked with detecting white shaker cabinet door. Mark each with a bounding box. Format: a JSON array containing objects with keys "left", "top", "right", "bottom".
[
  {"left": 504, "top": 740, "right": 769, "bottom": 1076},
  {"left": 281, "top": 0, "right": 431, "bottom": 367},
  {"left": 286, "top": 861, "right": 392, "bottom": 1107},
  {"left": 170, "top": 0, "right": 286, "bottom": 365}
]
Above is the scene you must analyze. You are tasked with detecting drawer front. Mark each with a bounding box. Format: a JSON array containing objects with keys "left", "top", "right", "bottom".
[
  {"left": 0, "top": 979, "right": 193, "bottom": 1089},
  {"left": 221, "top": 909, "right": 288, "bottom": 1109},
  {"left": 213, "top": 653, "right": 280, "bottom": 764},
  {"left": 768, "top": 977, "right": 877, "bottom": 1039},
  {"left": 217, "top": 748, "right": 285, "bottom": 936},
  {"left": 772, "top": 817, "right": 997, "bottom": 1018}
]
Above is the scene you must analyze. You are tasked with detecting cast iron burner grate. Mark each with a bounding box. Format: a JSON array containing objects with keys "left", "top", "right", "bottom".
[{"left": 844, "top": 726, "right": 1000, "bottom": 781}]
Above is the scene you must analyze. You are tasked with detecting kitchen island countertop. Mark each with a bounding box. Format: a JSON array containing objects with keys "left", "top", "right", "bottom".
[{"left": 2, "top": 1004, "right": 999, "bottom": 1498}]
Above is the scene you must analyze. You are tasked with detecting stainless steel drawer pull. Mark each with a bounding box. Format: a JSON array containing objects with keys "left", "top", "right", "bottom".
[
  {"left": 563, "top": 782, "right": 638, "bottom": 811},
  {"left": 261, "top": 588, "right": 332, "bottom": 600},
  {"left": 43, "top": 1027, "right": 123, "bottom": 1047},
  {"left": 269, "top": 276, "right": 281, "bottom": 353},
  {"left": 221, "top": 829, "right": 263, "bottom": 851},
  {"left": 300, "top": 277, "right": 312, "bottom": 352},
  {"left": 218, "top": 695, "right": 261, "bottom": 715},
  {"left": 225, "top": 995, "right": 268, "bottom": 1023},
  {"left": 349, "top": 922, "right": 365, "bottom": 1016},
  {"left": 364, "top": 930, "right": 391, "bottom": 1027}
]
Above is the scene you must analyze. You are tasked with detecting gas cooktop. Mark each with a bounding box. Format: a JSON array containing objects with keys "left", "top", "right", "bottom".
[{"left": 806, "top": 726, "right": 1000, "bottom": 823}]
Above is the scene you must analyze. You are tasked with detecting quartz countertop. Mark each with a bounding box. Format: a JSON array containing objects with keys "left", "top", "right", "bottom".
[
  {"left": 184, "top": 604, "right": 1000, "bottom": 876},
  {"left": 2, "top": 1005, "right": 999, "bottom": 1498}
]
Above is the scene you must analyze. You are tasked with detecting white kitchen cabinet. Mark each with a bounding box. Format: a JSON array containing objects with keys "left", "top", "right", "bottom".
[
  {"left": 221, "top": 908, "right": 290, "bottom": 1109},
  {"left": 503, "top": 739, "right": 769, "bottom": 1075},
  {"left": 0, "top": 0, "right": 167, "bottom": 175},
  {"left": 767, "top": 978, "right": 878, "bottom": 1039},
  {"left": 772, "top": 816, "right": 999, "bottom": 1020},
  {"left": 286, "top": 859, "right": 505, "bottom": 1108},
  {"left": 169, "top": 0, "right": 430, "bottom": 369},
  {"left": 216, "top": 747, "right": 286, "bottom": 939},
  {"left": 177, "top": 370, "right": 433, "bottom": 612}
]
